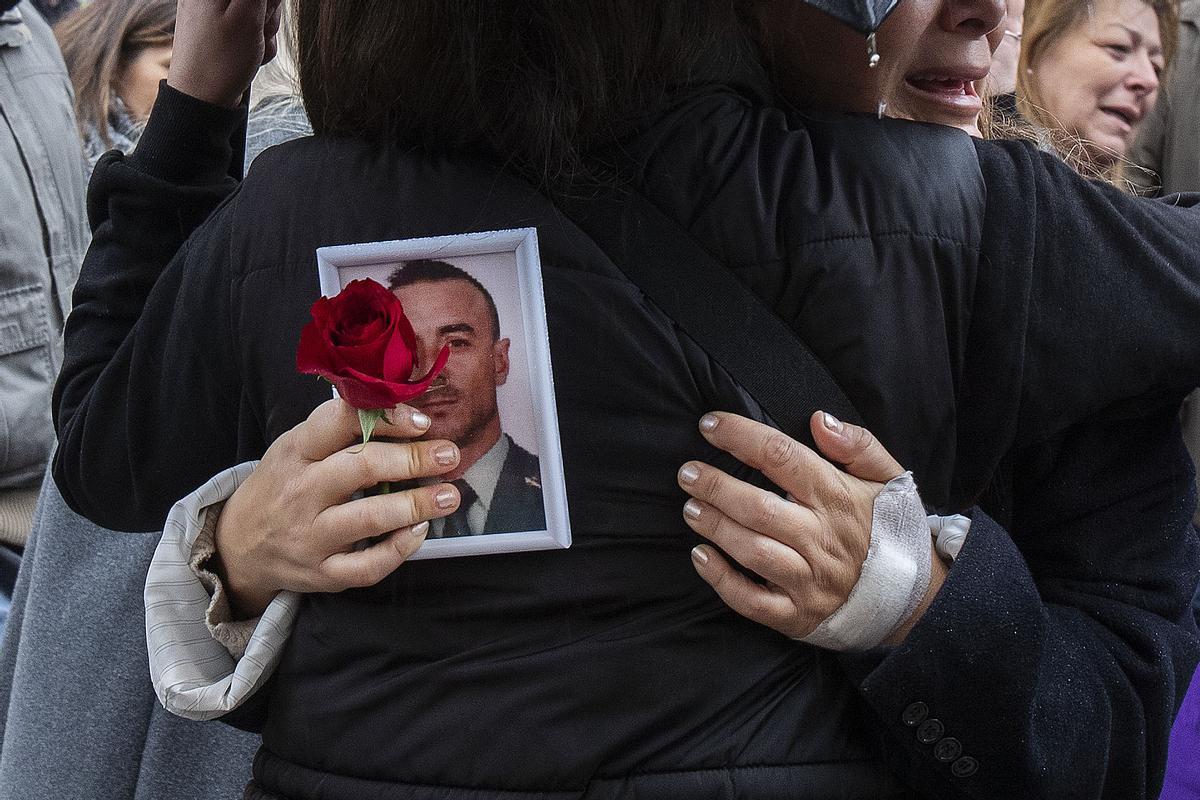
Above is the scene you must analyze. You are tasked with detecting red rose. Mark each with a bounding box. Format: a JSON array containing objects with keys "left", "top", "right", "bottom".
[{"left": 296, "top": 279, "right": 449, "bottom": 409}]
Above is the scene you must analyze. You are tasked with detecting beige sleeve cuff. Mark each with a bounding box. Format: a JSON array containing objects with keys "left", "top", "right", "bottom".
[{"left": 188, "top": 499, "right": 260, "bottom": 659}]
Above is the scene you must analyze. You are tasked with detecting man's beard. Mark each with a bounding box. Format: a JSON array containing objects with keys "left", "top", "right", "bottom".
[{"left": 413, "top": 378, "right": 497, "bottom": 448}]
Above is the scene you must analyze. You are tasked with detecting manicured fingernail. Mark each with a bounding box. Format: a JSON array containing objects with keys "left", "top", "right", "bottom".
[
  {"left": 435, "top": 487, "right": 457, "bottom": 508},
  {"left": 410, "top": 410, "right": 431, "bottom": 430},
  {"left": 822, "top": 412, "right": 843, "bottom": 434},
  {"left": 678, "top": 463, "right": 701, "bottom": 485},
  {"left": 410, "top": 520, "right": 430, "bottom": 537},
  {"left": 699, "top": 414, "right": 720, "bottom": 432},
  {"left": 434, "top": 444, "right": 458, "bottom": 465},
  {"left": 691, "top": 545, "right": 709, "bottom": 566},
  {"left": 684, "top": 498, "right": 703, "bottom": 520}
]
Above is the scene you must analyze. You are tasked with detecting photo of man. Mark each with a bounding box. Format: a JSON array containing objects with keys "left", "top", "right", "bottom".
[{"left": 387, "top": 259, "right": 546, "bottom": 537}]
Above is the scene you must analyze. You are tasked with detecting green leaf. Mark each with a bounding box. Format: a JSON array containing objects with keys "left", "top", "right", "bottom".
[{"left": 357, "top": 408, "right": 387, "bottom": 447}]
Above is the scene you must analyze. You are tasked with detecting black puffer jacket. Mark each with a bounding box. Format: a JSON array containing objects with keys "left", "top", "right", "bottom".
[{"left": 55, "top": 84, "right": 1200, "bottom": 799}]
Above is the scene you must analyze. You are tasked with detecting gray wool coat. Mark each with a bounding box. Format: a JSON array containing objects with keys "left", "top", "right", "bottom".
[{"left": 0, "top": 468, "right": 258, "bottom": 800}]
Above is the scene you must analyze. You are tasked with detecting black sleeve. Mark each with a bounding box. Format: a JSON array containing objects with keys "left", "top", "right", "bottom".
[
  {"left": 842, "top": 400, "right": 1200, "bottom": 799},
  {"left": 973, "top": 139, "right": 1200, "bottom": 446},
  {"left": 52, "top": 83, "right": 247, "bottom": 532}
]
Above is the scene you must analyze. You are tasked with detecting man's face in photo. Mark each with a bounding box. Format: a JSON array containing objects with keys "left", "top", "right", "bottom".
[{"left": 395, "top": 278, "right": 510, "bottom": 449}]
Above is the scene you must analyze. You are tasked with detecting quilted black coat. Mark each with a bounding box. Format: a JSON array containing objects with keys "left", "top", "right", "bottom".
[{"left": 54, "top": 81, "right": 1200, "bottom": 799}]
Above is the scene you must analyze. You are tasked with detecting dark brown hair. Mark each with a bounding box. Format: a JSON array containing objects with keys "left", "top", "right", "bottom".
[
  {"left": 293, "top": 0, "right": 750, "bottom": 186},
  {"left": 388, "top": 260, "right": 501, "bottom": 341},
  {"left": 55, "top": 0, "right": 176, "bottom": 147}
]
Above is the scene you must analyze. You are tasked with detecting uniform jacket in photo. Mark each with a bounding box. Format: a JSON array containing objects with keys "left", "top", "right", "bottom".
[{"left": 483, "top": 437, "right": 545, "bottom": 535}]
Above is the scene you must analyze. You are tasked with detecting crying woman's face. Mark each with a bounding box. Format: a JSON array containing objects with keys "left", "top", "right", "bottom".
[{"left": 751, "top": 0, "right": 1007, "bottom": 135}]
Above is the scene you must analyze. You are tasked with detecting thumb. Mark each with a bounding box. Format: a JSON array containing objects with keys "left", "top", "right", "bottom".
[{"left": 809, "top": 411, "right": 904, "bottom": 483}]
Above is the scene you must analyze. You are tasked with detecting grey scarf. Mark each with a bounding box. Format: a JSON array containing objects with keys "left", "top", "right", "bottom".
[{"left": 83, "top": 96, "right": 144, "bottom": 175}]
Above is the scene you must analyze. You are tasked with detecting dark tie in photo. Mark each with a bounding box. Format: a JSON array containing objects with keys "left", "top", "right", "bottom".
[{"left": 443, "top": 479, "right": 477, "bottom": 537}]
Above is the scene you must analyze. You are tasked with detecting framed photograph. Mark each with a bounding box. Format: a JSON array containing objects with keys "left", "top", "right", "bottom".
[{"left": 315, "top": 228, "right": 570, "bottom": 560}]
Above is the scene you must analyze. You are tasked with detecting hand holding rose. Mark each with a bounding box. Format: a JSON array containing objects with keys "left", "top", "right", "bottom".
[
  {"left": 679, "top": 411, "right": 948, "bottom": 647},
  {"left": 214, "top": 398, "right": 463, "bottom": 618}
]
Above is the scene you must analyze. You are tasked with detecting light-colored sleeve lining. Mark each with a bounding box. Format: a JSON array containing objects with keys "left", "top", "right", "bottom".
[{"left": 145, "top": 460, "right": 301, "bottom": 720}]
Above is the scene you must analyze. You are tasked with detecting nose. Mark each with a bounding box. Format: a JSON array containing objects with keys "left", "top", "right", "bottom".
[
  {"left": 939, "top": 0, "right": 1006, "bottom": 38},
  {"left": 1126, "top": 53, "right": 1160, "bottom": 97},
  {"left": 412, "top": 339, "right": 435, "bottom": 376}
]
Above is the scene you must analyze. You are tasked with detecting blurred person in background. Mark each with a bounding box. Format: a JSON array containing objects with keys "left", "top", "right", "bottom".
[
  {"left": 54, "top": 0, "right": 175, "bottom": 172},
  {"left": 0, "top": 0, "right": 86, "bottom": 636},
  {"left": 1017, "top": 0, "right": 1177, "bottom": 181},
  {"left": 0, "top": 3, "right": 314, "bottom": 799},
  {"left": 0, "top": 0, "right": 261, "bottom": 797}
]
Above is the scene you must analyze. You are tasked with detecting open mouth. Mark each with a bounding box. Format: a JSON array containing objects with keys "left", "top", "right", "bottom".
[
  {"left": 1100, "top": 107, "right": 1139, "bottom": 128},
  {"left": 901, "top": 72, "right": 986, "bottom": 121},
  {"left": 905, "top": 75, "right": 980, "bottom": 98}
]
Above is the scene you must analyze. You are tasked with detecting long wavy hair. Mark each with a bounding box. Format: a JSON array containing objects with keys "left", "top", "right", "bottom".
[{"left": 55, "top": 0, "right": 176, "bottom": 148}]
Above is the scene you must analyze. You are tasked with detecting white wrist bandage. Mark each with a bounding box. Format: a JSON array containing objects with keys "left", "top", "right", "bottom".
[{"left": 800, "top": 472, "right": 934, "bottom": 652}]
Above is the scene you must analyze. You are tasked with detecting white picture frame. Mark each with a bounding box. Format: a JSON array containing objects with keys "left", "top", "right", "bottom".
[{"left": 315, "top": 228, "right": 570, "bottom": 559}]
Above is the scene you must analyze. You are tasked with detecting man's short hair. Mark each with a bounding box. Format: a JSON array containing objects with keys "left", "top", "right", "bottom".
[{"left": 387, "top": 259, "right": 501, "bottom": 341}]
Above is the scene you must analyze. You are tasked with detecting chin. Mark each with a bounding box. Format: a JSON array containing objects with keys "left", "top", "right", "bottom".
[{"left": 1083, "top": 131, "right": 1130, "bottom": 165}]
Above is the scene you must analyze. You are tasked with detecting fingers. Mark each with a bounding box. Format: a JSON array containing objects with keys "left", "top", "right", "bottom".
[
  {"left": 315, "top": 437, "right": 459, "bottom": 498},
  {"left": 808, "top": 411, "right": 903, "bottom": 483},
  {"left": 316, "top": 482, "right": 459, "bottom": 545},
  {"left": 291, "top": 398, "right": 434, "bottom": 463},
  {"left": 680, "top": 493, "right": 812, "bottom": 589},
  {"left": 319, "top": 521, "right": 430, "bottom": 590},
  {"left": 696, "top": 412, "right": 844, "bottom": 505},
  {"left": 689, "top": 545, "right": 799, "bottom": 633},
  {"left": 678, "top": 458, "right": 820, "bottom": 547}
]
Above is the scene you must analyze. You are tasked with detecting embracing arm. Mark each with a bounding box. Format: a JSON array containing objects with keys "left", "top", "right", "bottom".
[
  {"left": 51, "top": 99, "right": 243, "bottom": 531},
  {"left": 844, "top": 402, "right": 1200, "bottom": 799},
  {"left": 974, "top": 139, "right": 1200, "bottom": 445},
  {"left": 52, "top": 0, "right": 282, "bottom": 531},
  {"left": 684, "top": 406, "right": 1198, "bottom": 798}
]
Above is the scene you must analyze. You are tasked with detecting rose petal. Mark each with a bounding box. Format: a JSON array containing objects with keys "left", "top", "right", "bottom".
[
  {"left": 381, "top": 320, "right": 416, "bottom": 382},
  {"left": 404, "top": 344, "right": 451, "bottom": 394},
  {"left": 296, "top": 280, "right": 444, "bottom": 410},
  {"left": 296, "top": 319, "right": 340, "bottom": 374}
]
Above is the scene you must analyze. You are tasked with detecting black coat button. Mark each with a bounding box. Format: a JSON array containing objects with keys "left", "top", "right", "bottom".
[
  {"left": 934, "top": 737, "right": 962, "bottom": 762},
  {"left": 951, "top": 756, "right": 979, "bottom": 778},
  {"left": 901, "top": 702, "right": 929, "bottom": 726},
  {"left": 916, "top": 718, "right": 945, "bottom": 744}
]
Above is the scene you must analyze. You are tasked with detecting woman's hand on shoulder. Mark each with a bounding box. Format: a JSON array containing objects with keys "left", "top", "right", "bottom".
[
  {"left": 168, "top": 0, "right": 284, "bottom": 108},
  {"left": 678, "top": 411, "right": 946, "bottom": 646},
  {"left": 213, "top": 398, "right": 462, "bottom": 618}
]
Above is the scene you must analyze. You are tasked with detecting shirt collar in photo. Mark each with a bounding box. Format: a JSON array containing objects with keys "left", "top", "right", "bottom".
[{"left": 425, "top": 433, "right": 510, "bottom": 537}]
